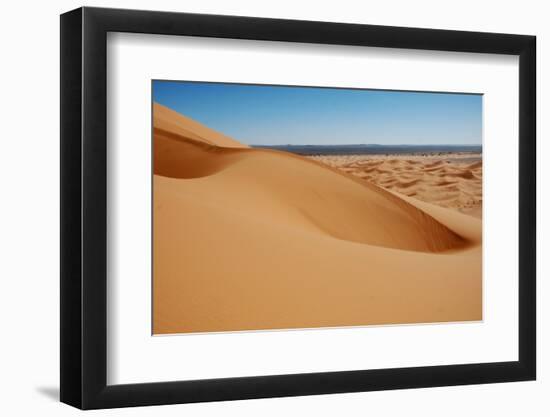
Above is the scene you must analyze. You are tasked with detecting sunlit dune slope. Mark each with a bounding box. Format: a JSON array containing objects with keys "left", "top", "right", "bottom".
[
  {"left": 152, "top": 103, "right": 482, "bottom": 334},
  {"left": 154, "top": 102, "right": 247, "bottom": 148}
]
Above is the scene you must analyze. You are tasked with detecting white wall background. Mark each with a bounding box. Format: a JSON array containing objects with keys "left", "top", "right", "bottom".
[{"left": 0, "top": 0, "right": 545, "bottom": 415}]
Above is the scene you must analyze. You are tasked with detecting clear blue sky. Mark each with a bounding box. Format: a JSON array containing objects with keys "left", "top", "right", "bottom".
[{"left": 153, "top": 80, "right": 482, "bottom": 146}]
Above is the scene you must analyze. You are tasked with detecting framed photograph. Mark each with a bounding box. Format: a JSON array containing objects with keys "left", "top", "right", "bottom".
[{"left": 60, "top": 7, "right": 536, "bottom": 409}]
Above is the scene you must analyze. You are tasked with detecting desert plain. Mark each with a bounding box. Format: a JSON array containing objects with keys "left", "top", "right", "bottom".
[{"left": 153, "top": 103, "right": 482, "bottom": 334}]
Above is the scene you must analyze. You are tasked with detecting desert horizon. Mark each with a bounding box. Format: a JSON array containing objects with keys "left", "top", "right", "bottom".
[{"left": 152, "top": 83, "right": 483, "bottom": 335}]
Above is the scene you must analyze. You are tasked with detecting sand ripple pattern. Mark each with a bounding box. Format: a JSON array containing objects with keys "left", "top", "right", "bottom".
[{"left": 309, "top": 155, "right": 482, "bottom": 218}]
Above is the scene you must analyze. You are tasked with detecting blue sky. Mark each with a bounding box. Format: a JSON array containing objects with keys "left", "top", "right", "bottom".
[{"left": 153, "top": 80, "right": 482, "bottom": 146}]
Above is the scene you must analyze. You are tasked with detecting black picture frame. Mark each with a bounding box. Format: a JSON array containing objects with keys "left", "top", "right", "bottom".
[{"left": 60, "top": 6, "right": 536, "bottom": 410}]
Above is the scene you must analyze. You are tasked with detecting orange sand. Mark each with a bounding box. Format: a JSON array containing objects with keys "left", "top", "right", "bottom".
[
  {"left": 309, "top": 154, "right": 482, "bottom": 218},
  {"left": 152, "top": 103, "right": 482, "bottom": 334}
]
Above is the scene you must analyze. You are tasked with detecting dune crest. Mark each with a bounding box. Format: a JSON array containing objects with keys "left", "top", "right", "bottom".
[
  {"left": 153, "top": 102, "right": 248, "bottom": 149},
  {"left": 153, "top": 107, "right": 469, "bottom": 253}
]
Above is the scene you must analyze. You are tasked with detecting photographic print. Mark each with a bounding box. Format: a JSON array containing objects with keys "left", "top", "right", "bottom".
[{"left": 152, "top": 81, "right": 482, "bottom": 335}]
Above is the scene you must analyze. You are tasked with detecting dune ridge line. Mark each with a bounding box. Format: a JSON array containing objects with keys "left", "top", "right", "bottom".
[{"left": 153, "top": 104, "right": 471, "bottom": 253}]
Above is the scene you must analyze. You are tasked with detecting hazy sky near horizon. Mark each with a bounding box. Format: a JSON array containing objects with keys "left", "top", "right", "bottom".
[{"left": 153, "top": 81, "right": 482, "bottom": 146}]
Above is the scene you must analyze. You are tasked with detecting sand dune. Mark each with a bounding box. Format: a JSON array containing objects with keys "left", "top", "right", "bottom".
[
  {"left": 310, "top": 155, "right": 483, "bottom": 218},
  {"left": 153, "top": 103, "right": 482, "bottom": 334},
  {"left": 154, "top": 103, "right": 247, "bottom": 149}
]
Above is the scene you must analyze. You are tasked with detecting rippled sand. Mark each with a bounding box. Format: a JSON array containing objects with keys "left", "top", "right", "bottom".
[{"left": 308, "top": 154, "right": 482, "bottom": 218}]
